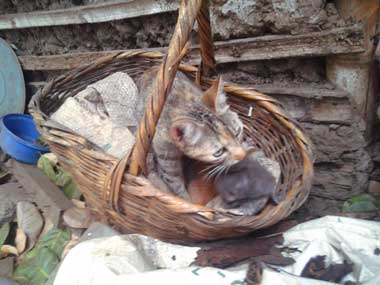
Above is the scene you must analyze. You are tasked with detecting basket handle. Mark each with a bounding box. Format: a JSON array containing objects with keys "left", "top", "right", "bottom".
[
  {"left": 129, "top": 0, "right": 215, "bottom": 175},
  {"left": 104, "top": 0, "right": 216, "bottom": 210},
  {"left": 196, "top": 0, "right": 216, "bottom": 77}
]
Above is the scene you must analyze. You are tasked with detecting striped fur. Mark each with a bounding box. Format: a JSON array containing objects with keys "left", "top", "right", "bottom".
[{"left": 136, "top": 68, "right": 246, "bottom": 199}]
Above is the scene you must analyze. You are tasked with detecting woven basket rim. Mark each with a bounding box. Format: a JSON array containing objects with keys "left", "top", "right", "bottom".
[{"left": 29, "top": 53, "right": 314, "bottom": 216}]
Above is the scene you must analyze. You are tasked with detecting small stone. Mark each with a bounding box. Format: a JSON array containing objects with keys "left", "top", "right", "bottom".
[
  {"left": 311, "top": 0, "right": 324, "bottom": 10},
  {"left": 79, "top": 222, "right": 120, "bottom": 243},
  {"left": 308, "top": 10, "right": 327, "bottom": 25},
  {"left": 0, "top": 183, "right": 31, "bottom": 224},
  {"left": 336, "top": 19, "right": 346, "bottom": 27},
  {"left": 0, "top": 257, "right": 14, "bottom": 277},
  {"left": 368, "top": 180, "right": 380, "bottom": 196},
  {"left": 63, "top": 207, "right": 93, "bottom": 229},
  {"left": 17, "top": 201, "right": 44, "bottom": 250},
  {"left": 0, "top": 200, "right": 15, "bottom": 224},
  {"left": 329, "top": 124, "right": 340, "bottom": 130}
]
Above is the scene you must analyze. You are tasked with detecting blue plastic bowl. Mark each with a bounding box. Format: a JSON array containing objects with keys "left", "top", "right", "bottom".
[{"left": 0, "top": 114, "right": 49, "bottom": 164}]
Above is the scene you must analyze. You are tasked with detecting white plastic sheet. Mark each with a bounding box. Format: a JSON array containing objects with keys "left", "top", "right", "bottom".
[
  {"left": 54, "top": 234, "right": 246, "bottom": 285},
  {"left": 261, "top": 216, "right": 380, "bottom": 285},
  {"left": 54, "top": 216, "right": 380, "bottom": 285}
]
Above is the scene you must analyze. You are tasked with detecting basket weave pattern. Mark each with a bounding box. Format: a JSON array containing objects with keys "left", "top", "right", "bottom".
[{"left": 29, "top": 0, "right": 314, "bottom": 242}]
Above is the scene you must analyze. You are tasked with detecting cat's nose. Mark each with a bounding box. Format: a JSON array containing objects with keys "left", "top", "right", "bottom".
[{"left": 231, "top": 147, "right": 246, "bottom": 160}]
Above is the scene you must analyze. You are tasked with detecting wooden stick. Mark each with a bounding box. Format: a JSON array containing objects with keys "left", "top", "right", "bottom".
[
  {"left": 27, "top": 80, "right": 349, "bottom": 100},
  {"left": 19, "top": 26, "right": 364, "bottom": 71},
  {"left": 0, "top": 0, "right": 179, "bottom": 30},
  {"left": 244, "top": 84, "right": 349, "bottom": 99}
]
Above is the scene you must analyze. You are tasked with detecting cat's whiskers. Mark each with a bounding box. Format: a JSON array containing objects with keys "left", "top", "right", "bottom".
[
  {"left": 216, "top": 164, "right": 232, "bottom": 183},
  {"left": 205, "top": 165, "right": 219, "bottom": 181},
  {"left": 200, "top": 163, "right": 217, "bottom": 175},
  {"left": 206, "top": 163, "right": 225, "bottom": 181},
  {"left": 215, "top": 164, "right": 228, "bottom": 181},
  {"left": 212, "top": 159, "right": 240, "bottom": 181},
  {"left": 204, "top": 165, "right": 218, "bottom": 181}
]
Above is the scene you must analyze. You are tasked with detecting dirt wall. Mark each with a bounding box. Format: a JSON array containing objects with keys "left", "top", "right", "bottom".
[
  {"left": 0, "top": 0, "right": 352, "bottom": 56},
  {"left": 220, "top": 58, "right": 373, "bottom": 214}
]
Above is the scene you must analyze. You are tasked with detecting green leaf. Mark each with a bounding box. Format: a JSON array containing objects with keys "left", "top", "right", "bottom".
[
  {"left": 37, "top": 156, "right": 57, "bottom": 183},
  {"left": 62, "top": 180, "right": 81, "bottom": 200},
  {"left": 56, "top": 167, "right": 81, "bottom": 199},
  {"left": 13, "top": 248, "right": 39, "bottom": 282},
  {"left": 30, "top": 248, "right": 59, "bottom": 285},
  {"left": 38, "top": 155, "right": 81, "bottom": 200},
  {"left": 13, "top": 228, "right": 71, "bottom": 284},
  {"left": 0, "top": 223, "right": 10, "bottom": 247},
  {"left": 14, "top": 247, "right": 59, "bottom": 285},
  {"left": 55, "top": 169, "right": 72, "bottom": 188},
  {"left": 23, "top": 247, "right": 38, "bottom": 262},
  {"left": 38, "top": 228, "right": 71, "bottom": 257},
  {"left": 343, "top": 194, "right": 378, "bottom": 212}
]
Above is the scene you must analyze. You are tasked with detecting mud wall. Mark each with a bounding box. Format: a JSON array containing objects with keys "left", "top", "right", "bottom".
[
  {"left": 0, "top": 14, "right": 177, "bottom": 56},
  {"left": 220, "top": 58, "right": 374, "bottom": 215},
  {"left": 0, "top": 0, "right": 353, "bottom": 56}
]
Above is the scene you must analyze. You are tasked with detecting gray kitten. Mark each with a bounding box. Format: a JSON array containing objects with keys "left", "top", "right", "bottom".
[{"left": 208, "top": 151, "right": 283, "bottom": 215}]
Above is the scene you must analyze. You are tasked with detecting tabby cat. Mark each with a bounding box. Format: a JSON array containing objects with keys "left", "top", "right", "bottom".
[{"left": 137, "top": 68, "right": 245, "bottom": 199}]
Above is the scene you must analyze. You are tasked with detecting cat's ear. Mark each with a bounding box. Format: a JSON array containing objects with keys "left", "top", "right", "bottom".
[
  {"left": 202, "top": 76, "right": 229, "bottom": 115},
  {"left": 170, "top": 120, "right": 202, "bottom": 146}
]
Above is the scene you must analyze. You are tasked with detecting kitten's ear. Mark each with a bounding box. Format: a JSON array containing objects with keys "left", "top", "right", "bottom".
[
  {"left": 170, "top": 120, "right": 202, "bottom": 146},
  {"left": 202, "top": 76, "right": 229, "bottom": 115}
]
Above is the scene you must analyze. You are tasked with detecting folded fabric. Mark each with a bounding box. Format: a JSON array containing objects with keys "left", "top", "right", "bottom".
[
  {"left": 51, "top": 97, "right": 135, "bottom": 159},
  {"left": 51, "top": 72, "right": 139, "bottom": 159}
]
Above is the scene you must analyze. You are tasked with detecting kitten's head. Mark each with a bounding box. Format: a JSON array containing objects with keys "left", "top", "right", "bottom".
[
  {"left": 215, "top": 155, "right": 278, "bottom": 208},
  {"left": 169, "top": 77, "right": 246, "bottom": 167}
]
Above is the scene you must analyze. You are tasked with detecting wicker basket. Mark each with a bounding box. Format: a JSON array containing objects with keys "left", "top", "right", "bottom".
[{"left": 29, "top": 0, "right": 314, "bottom": 243}]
